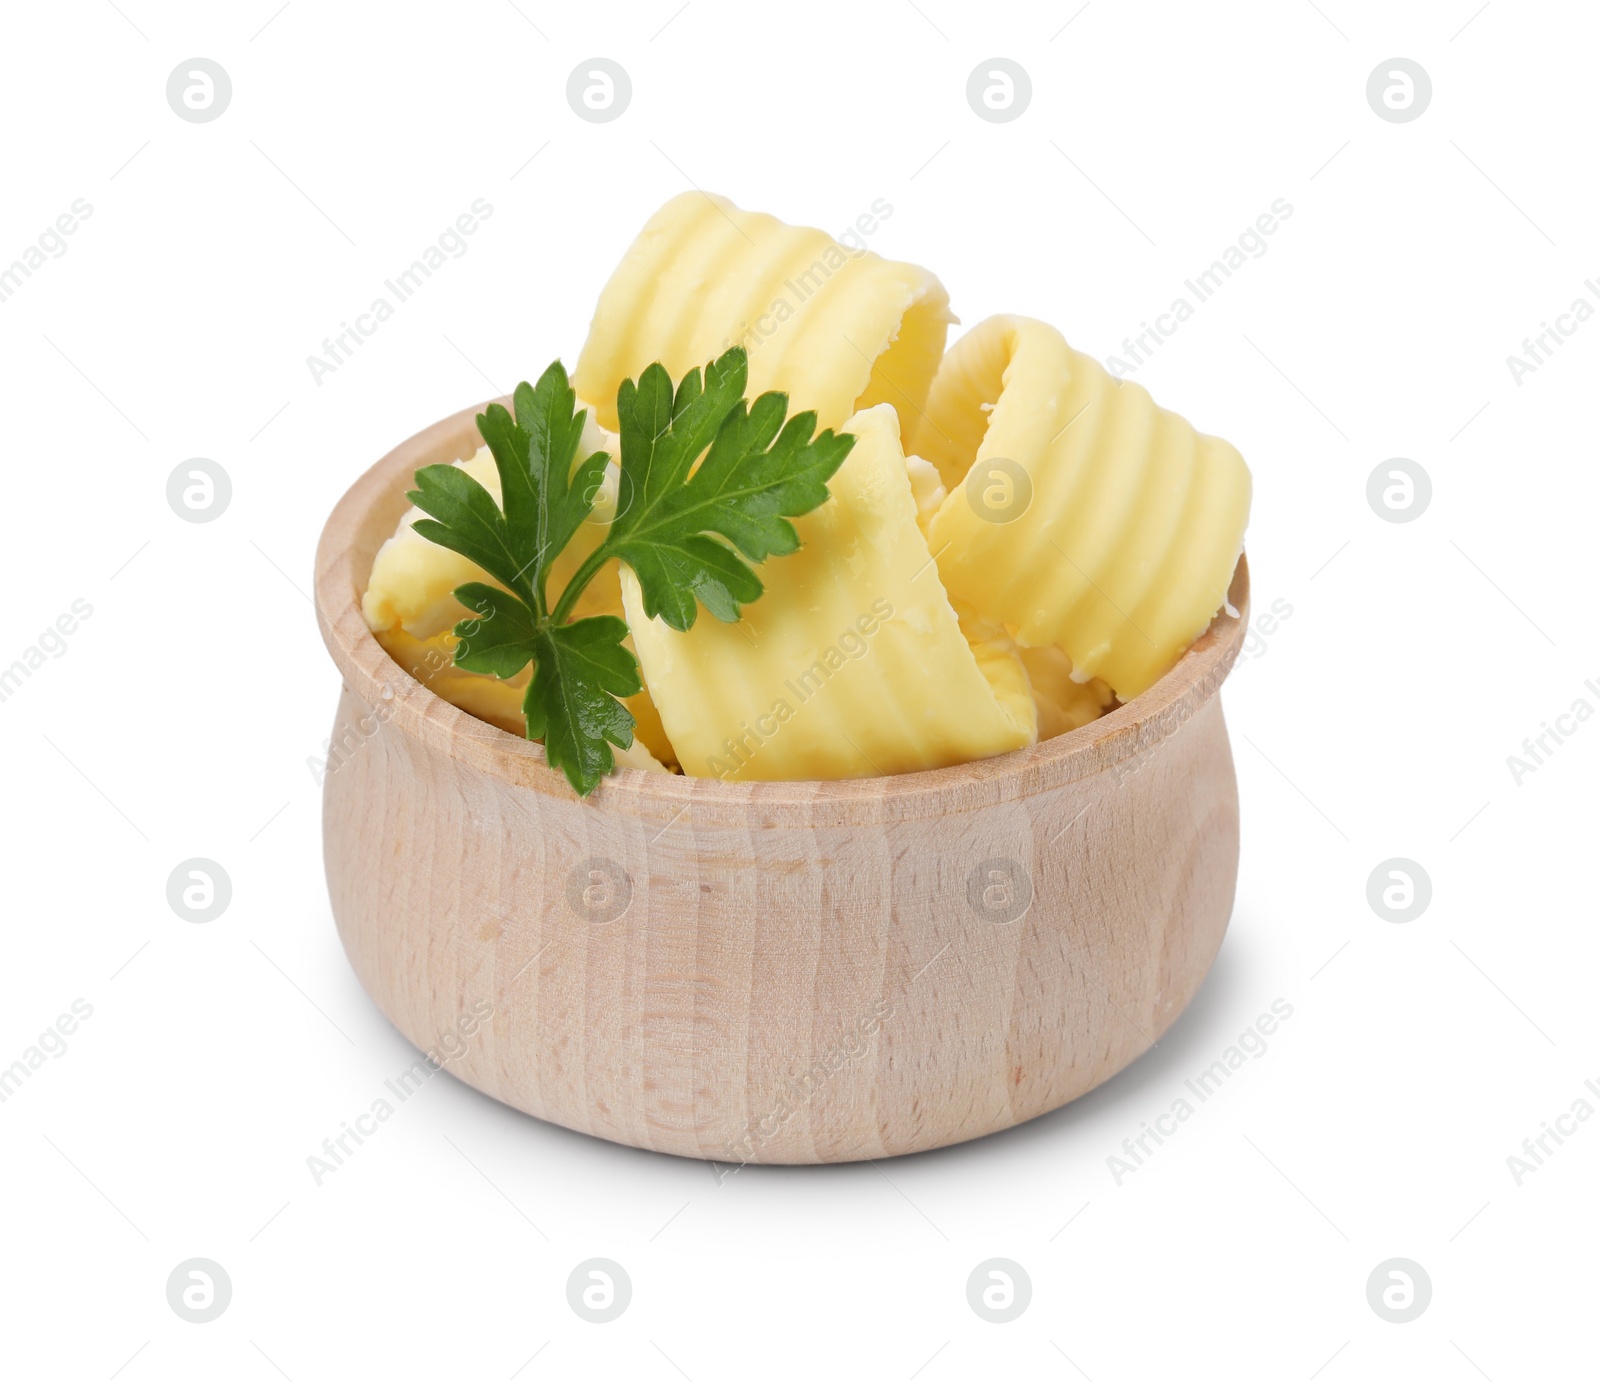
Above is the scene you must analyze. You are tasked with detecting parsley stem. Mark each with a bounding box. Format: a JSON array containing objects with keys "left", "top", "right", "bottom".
[{"left": 549, "top": 542, "right": 614, "bottom": 626}]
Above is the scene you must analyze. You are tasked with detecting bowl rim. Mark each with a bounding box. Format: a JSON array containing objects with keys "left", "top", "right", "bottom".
[{"left": 315, "top": 399, "right": 1250, "bottom": 824}]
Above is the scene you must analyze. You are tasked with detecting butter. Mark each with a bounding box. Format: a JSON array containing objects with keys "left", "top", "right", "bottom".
[
  {"left": 1016, "top": 643, "right": 1117, "bottom": 739},
  {"left": 574, "top": 192, "right": 954, "bottom": 438},
  {"left": 915, "top": 315, "right": 1251, "bottom": 700},
  {"left": 618, "top": 405, "right": 1036, "bottom": 780},
  {"left": 904, "top": 453, "right": 947, "bottom": 537}
]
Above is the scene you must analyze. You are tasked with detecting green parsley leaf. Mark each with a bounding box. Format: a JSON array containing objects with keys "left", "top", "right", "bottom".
[
  {"left": 451, "top": 584, "right": 538, "bottom": 679},
  {"left": 602, "top": 348, "right": 855, "bottom": 631},
  {"left": 408, "top": 462, "right": 533, "bottom": 601},
  {"left": 407, "top": 347, "right": 854, "bottom": 797},
  {"left": 522, "top": 617, "right": 641, "bottom": 795},
  {"left": 476, "top": 362, "right": 612, "bottom": 609}
]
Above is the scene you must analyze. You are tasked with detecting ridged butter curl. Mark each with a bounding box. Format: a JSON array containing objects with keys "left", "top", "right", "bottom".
[
  {"left": 915, "top": 315, "right": 1251, "bottom": 700},
  {"left": 574, "top": 191, "right": 954, "bottom": 439}
]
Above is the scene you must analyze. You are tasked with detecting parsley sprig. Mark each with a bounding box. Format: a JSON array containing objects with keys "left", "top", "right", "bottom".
[{"left": 406, "top": 346, "right": 854, "bottom": 796}]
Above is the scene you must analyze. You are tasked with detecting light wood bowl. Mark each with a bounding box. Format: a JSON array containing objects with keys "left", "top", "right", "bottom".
[{"left": 314, "top": 401, "right": 1249, "bottom": 1165}]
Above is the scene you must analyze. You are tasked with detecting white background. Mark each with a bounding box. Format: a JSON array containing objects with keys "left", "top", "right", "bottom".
[{"left": 2, "top": 0, "right": 1596, "bottom": 1377}]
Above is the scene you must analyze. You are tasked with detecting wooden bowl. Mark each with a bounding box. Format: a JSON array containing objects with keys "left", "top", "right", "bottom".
[{"left": 314, "top": 402, "right": 1249, "bottom": 1165}]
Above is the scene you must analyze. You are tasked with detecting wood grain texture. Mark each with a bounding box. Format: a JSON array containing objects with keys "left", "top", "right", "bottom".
[{"left": 314, "top": 401, "right": 1250, "bottom": 1164}]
